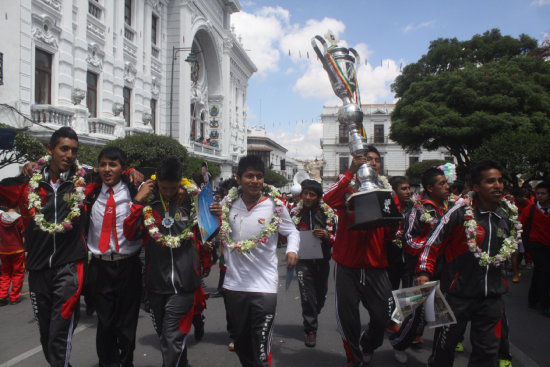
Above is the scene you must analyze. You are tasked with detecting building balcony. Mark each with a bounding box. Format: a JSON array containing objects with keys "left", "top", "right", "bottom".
[
  {"left": 88, "top": 0, "right": 104, "bottom": 21},
  {"left": 31, "top": 105, "right": 74, "bottom": 127},
  {"left": 192, "top": 142, "right": 221, "bottom": 157},
  {"left": 88, "top": 118, "right": 116, "bottom": 135},
  {"left": 151, "top": 44, "right": 160, "bottom": 59},
  {"left": 124, "top": 24, "right": 136, "bottom": 42}
]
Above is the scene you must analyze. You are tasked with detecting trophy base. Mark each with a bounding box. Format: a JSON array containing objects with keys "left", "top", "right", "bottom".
[{"left": 346, "top": 190, "right": 402, "bottom": 230}]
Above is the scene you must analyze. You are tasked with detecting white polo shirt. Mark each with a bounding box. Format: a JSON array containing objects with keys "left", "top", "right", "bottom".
[{"left": 223, "top": 196, "right": 300, "bottom": 293}]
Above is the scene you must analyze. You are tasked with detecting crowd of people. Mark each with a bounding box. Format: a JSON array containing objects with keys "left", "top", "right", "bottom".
[{"left": 0, "top": 126, "right": 549, "bottom": 367}]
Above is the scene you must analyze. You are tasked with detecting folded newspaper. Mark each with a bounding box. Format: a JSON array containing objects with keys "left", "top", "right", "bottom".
[{"left": 391, "top": 281, "right": 456, "bottom": 328}]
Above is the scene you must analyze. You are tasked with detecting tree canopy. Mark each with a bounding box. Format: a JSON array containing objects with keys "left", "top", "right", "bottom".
[
  {"left": 390, "top": 29, "right": 550, "bottom": 169},
  {"left": 264, "top": 168, "right": 288, "bottom": 188},
  {"left": 404, "top": 159, "right": 449, "bottom": 185},
  {"left": 105, "top": 133, "right": 220, "bottom": 182},
  {"left": 0, "top": 124, "right": 46, "bottom": 170}
]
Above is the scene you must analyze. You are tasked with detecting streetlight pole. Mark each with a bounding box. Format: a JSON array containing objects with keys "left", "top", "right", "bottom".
[{"left": 169, "top": 46, "right": 193, "bottom": 139}]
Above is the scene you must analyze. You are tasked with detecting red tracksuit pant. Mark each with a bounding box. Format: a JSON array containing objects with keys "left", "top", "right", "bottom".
[{"left": 0, "top": 252, "right": 26, "bottom": 302}]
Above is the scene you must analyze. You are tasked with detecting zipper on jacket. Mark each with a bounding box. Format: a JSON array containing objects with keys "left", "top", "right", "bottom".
[
  {"left": 485, "top": 213, "right": 492, "bottom": 297},
  {"left": 47, "top": 181, "right": 57, "bottom": 268},
  {"left": 168, "top": 216, "right": 177, "bottom": 294}
]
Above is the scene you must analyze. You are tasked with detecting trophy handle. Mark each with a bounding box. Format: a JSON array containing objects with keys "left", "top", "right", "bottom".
[
  {"left": 311, "top": 35, "right": 328, "bottom": 59},
  {"left": 349, "top": 48, "right": 361, "bottom": 73}
]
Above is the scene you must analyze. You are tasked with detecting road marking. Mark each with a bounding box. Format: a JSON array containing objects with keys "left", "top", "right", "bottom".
[{"left": 0, "top": 324, "right": 91, "bottom": 367}]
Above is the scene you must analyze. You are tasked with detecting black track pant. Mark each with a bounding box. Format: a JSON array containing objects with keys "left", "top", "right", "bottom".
[
  {"left": 428, "top": 295, "right": 503, "bottom": 367},
  {"left": 526, "top": 241, "right": 550, "bottom": 309},
  {"left": 224, "top": 290, "right": 277, "bottom": 367},
  {"left": 29, "top": 261, "right": 84, "bottom": 367},
  {"left": 334, "top": 263, "right": 393, "bottom": 364},
  {"left": 149, "top": 291, "right": 195, "bottom": 367},
  {"left": 296, "top": 259, "right": 330, "bottom": 333},
  {"left": 87, "top": 255, "right": 142, "bottom": 367}
]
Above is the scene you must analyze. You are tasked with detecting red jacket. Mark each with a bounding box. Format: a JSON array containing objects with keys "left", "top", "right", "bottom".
[
  {"left": 0, "top": 212, "right": 25, "bottom": 255},
  {"left": 323, "top": 171, "right": 391, "bottom": 268},
  {"left": 520, "top": 204, "right": 550, "bottom": 247}
]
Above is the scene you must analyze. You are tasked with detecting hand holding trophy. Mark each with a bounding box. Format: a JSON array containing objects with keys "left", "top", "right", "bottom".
[{"left": 312, "top": 31, "right": 401, "bottom": 229}]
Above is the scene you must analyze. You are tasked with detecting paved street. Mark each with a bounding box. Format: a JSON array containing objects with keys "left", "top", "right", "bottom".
[{"left": 1, "top": 249, "right": 549, "bottom": 367}]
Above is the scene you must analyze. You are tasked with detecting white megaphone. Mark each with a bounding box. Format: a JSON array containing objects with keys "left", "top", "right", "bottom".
[{"left": 290, "top": 170, "right": 310, "bottom": 197}]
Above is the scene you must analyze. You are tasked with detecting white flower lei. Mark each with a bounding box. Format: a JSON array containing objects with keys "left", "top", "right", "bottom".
[
  {"left": 220, "top": 184, "right": 284, "bottom": 253},
  {"left": 27, "top": 155, "right": 86, "bottom": 233},
  {"left": 463, "top": 193, "right": 522, "bottom": 267},
  {"left": 142, "top": 180, "right": 199, "bottom": 248},
  {"left": 291, "top": 200, "right": 335, "bottom": 232}
]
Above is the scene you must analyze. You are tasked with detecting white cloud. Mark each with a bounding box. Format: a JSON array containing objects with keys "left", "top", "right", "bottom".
[
  {"left": 267, "top": 123, "right": 323, "bottom": 159},
  {"left": 232, "top": 7, "right": 288, "bottom": 75},
  {"left": 402, "top": 20, "right": 436, "bottom": 33},
  {"left": 531, "top": 0, "right": 550, "bottom": 5}
]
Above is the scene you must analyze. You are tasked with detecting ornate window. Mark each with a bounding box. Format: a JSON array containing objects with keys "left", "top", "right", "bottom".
[
  {"left": 151, "top": 14, "right": 158, "bottom": 45},
  {"left": 150, "top": 99, "right": 157, "bottom": 131},
  {"left": 339, "top": 156, "right": 349, "bottom": 174},
  {"left": 338, "top": 122, "right": 349, "bottom": 144},
  {"left": 124, "top": 0, "right": 132, "bottom": 26},
  {"left": 87, "top": 71, "right": 98, "bottom": 117},
  {"left": 35, "top": 49, "right": 52, "bottom": 104},
  {"left": 374, "top": 124, "right": 385, "bottom": 144},
  {"left": 123, "top": 87, "right": 131, "bottom": 126}
]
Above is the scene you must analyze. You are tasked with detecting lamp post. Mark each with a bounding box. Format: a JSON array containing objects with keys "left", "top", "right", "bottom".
[{"left": 169, "top": 46, "right": 196, "bottom": 138}]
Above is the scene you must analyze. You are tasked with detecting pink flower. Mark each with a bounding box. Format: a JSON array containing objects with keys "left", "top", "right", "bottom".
[
  {"left": 153, "top": 232, "right": 162, "bottom": 240},
  {"left": 77, "top": 168, "right": 86, "bottom": 177},
  {"left": 28, "top": 186, "right": 35, "bottom": 193},
  {"left": 37, "top": 158, "right": 46, "bottom": 165},
  {"left": 62, "top": 222, "right": 73, "bottom": 231},
  {"left": 261, "top": 236, "right": 267, "bottom": 243}
]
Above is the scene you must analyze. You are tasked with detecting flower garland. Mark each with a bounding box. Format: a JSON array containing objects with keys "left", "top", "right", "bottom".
[
  {"left": 220, "top": 185, "right": 284, "bottom": 253},
  {"left": 463, "top": 193, "right": 522, "bottom": 267},
  {"left": 27, "top": 155, "right": 86, "bottom": 233},
  {"left": 291, "top": 200, "right": 336, "bottom": 232},
  {"left": 142, "top": 177, "right": 200, "bottom": 248}
]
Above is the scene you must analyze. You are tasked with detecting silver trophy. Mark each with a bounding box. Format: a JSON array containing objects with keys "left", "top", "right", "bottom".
[{"left": 312, "top": 32, "right": 401, "bottom": 229}]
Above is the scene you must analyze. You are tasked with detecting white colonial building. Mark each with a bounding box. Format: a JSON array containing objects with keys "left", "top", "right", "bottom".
[
  {"left": 0, "top": 0, "right": 255, "bottom": 179},
  {"left": 320, "top": 104, "right": 451, "bottom": 189}
]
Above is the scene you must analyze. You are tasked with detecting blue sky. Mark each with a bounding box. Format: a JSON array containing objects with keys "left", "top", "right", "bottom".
[{"left": 232, "top": 0, "right": 550, "bottom": 159}]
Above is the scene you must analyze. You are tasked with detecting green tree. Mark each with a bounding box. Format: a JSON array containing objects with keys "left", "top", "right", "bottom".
[
  {"left": 0, "top": 124, "right": 46, "bottom": 170},
  {"left": 404, "top": 159, "right": 449, "bottom": 185},
  {"left": 390, "top": 30, "right": 550, "bottom": 168},
  {"left": 77, "top": 144, "right": 102, "bottom": 166},
  {"left": 471, "top": 131, "right": 550, "bottom": 187},
  {"left": 264, "top": 168, "right": 288, "bottom": 188},
  {"left": 106, "top": 134, "right": 189, "bottom": 168}
]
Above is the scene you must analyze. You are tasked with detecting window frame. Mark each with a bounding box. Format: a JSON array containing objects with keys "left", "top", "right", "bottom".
[
  {"left": 86, "top": 71, "right": 98, "bottom": 118},
  {"left": 123, "top": 87, "right": 131, "bottom": 126},
  {"left": 35, "top": 48, "right": 53, "bottom": 105}
]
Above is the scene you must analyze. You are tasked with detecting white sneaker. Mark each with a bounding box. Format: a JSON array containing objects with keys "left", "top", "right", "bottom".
[
  {"left": 363, "top": 351, "right": 373, "bottom": 364},
  {"left": 394, "top": 349, "right": 408, "bottom": 364}
]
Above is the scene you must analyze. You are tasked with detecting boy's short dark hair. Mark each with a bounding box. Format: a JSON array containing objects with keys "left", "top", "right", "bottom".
[
  {"left": 470, "top": 160, "right": 502, "bottom": 186},
  {"left": 301, "top": 179, "right": 323, "bottom": 197},
  {"left": 237, "top": 155, "right": 265, "bottom": 177},
  {"left": 389, "top": 176, "right": 409, "bottom": 191},
  {"left": 422, "top": 168, "right": 445, "bottom": 192},
  {"left": 221, "top": 178, "right": 238, "bottom": 190},
  {"left": 535, "top": 181, "right": 550, "bottom": 192},
  {"left": 157, "top": 157, "right": 183, "bottom": 182},
  {"left": 97, "top": 146, "right": 127, "bottom": 167},
  {"left": 49, "top": 126, "right": 79, "bottom": 148},
  {"left": 365, "top": 145, "right": 381, "bottom": 158}
]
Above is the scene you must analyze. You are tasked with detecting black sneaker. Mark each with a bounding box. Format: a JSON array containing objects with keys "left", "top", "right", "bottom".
[
  {"left": 194, "top": 315, "right": 205, "bottom": 342},
  {"left": 305, "top": 331, "right": 316, "bottom": 347},
  {"left": 0, "top": 298, "right": 8, "bottom": 307}
]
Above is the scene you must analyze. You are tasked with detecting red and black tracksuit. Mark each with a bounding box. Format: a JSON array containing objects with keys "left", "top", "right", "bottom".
[
  {"left": 291, "top": 204, "right": 335, "bottom": 335},
  {"left": 519, "top": 203, "right": 550, "bottom": 310},
  {"left": 124, "top": 195, "right": 211, "bottom": 367},
  {"left": 0, "top": 168, "right": 92, "bottom": 367},
  {"left": 323, "top": 171, "right": 394, "bottom": 366},
  {"left": 390, "top": 196, "right": 447, "bottom": 351},
  {"left": 0, "top": 211, "right": 26, "bottom": 303},
  {"left": 418, "top": 198, "right": 511, "bottom": 367}
]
